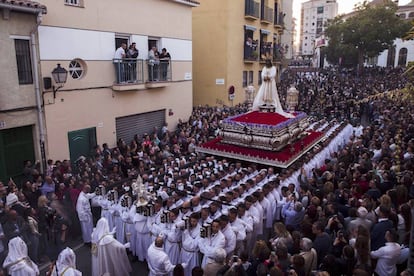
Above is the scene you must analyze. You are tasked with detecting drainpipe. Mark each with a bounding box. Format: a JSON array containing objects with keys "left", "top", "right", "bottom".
[{"left": 31, "top": 12, "right": 47, "bottom": 173}]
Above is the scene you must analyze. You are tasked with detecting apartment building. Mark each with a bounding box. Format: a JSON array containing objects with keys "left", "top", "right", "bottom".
[
  {"left": 0, "top": 0, "right": 47, "bottom": 182},
  {"left": 192, "top": 0, "right": 289, "bottom": 106},
  {"left": 1, "top": 0, "right": 198, "bottom": 179},
  {"left": 299, "top": 0, "right": 338, "bottom": 58}
]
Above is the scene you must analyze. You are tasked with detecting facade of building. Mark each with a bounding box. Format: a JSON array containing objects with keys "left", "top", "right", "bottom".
[
  {"left": 376, "top": 1, "right": 414, "bottom": 67},
  {"left": 192, "top": 0, "right": 288, "bottom": 107},
  {"left": 299, "top": 0, "right": 338, "bottom": 58},
  {"left": 1, "top": 0, "right": 198, "bottom": 178},
  {"left": 0, "top": 0, "right": 47, "bottom": 182},
  {"left": 37, "top": 0, "right": 197, "bottom": 162}
]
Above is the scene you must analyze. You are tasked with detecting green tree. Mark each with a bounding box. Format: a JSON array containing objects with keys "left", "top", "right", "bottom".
[{"left": 325, "top": 0, "right": 411, "bottom": 70}]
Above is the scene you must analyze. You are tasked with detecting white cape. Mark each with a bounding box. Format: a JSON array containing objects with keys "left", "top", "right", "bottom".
[{"left": 252, "top": 65, "right": 294, "bottom": 118}]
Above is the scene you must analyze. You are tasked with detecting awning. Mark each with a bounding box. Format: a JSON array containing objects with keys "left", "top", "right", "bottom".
[
  {"left": 245, "top": 25, "right": 256, "bottom": 31},
  {"left": 260, "top": 29, "right": 271, "bottom": 35}
]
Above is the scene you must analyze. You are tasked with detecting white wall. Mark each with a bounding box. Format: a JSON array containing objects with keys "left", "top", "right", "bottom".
[
  {"left": 39, "top": 26, "right": 193, "bottom": 61},
  {"left": 160, "top": 38, "right": 192, "bottom": 61}
]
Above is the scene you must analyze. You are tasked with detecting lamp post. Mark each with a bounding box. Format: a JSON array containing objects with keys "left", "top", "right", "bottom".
[{"left": 51, "top": 63, "right": 68, "bottom": 98}]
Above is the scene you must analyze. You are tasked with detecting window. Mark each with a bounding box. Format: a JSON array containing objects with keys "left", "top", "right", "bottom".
[
  {"left": 14, "top": 39, "right": 32, "bottom": 85},
  {"left": 242, "top": 71, "right": 248, "bottom": 87},
  {"left": 398, "top": 48, "right": 408, "bottom": 66},
  {"left": 64, "top": 0, "right": 82, "bottom": 6},
  {"left": 258, "top": 71, "right": 262, "bottom": 85},
  {"left": 68, "top": 59, "right": 85, "bottom": 79},
  {"left": 317, "top": 7, "right": 324, "bottom": 14},
  {"left": 249, "top": 71, "right": 253, "bottom": 85}
]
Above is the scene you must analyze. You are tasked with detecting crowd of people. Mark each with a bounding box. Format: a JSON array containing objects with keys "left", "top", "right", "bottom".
[{"left": 0, "top": 66, "right": 413, "bottom": 276}]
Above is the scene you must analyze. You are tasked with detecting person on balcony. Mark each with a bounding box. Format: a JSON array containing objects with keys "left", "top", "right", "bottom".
[
  {"left": 126, "top": 42, "right": 139, "bottom": 83},
  {"left": 252, "top": 57, "right": 294, "bottom": 118},
  {"left": 114, "top": 43, "right": 126, "bottom": 83},
  {"left": 148, "top": 46, "right": 160, "bottom": 81},
  {"left": 159, "top": 48, "right": 171, "bottom": 81},
  {"left": 245, "top": 37, "right": 254, "bottom": 60}
]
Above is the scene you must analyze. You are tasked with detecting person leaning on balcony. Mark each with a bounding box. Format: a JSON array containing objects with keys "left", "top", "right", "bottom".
[
  {"left": 245, "top": 37, "right": 253, "bottom": 60},
  {"left": 159, "top": 48, "right": 171, "bottom": 81},
  {"left": 148, "top": 46, "right": 160, "bottom": 81},
  {"left": 114, "top": 43, "right": 126, "bottom": 83},
  {"left": 126, "top": 42, "right": 139, "bottom": 83}
]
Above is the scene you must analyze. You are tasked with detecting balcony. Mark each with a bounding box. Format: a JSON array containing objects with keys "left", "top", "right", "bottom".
[
  {"left": 244, "top": 39, "right": 258, "bottom": 62},
  {"left": 274, "top": 12, "right": 284, "bottom": 29},
  {"left": 273, "top": 44, "right": 284, "bottom": 63},
  {"left": 112, "top": 58, "right": 171, "bottom": 91},
  {"left": 245, "top": 0, "right": 259, "bottom": 20},
  {"left": 259, "top": 42, "right": 272, "bottom": 62},
  {"left": 261, "top": 6, "right": 273, "bottom": 24}
]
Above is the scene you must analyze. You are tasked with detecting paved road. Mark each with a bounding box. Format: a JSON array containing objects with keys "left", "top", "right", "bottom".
[{"left": 39, "top": 238, "right": 149, "bottom": 275}]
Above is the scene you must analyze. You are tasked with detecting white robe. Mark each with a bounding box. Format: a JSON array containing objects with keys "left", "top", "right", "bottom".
[
  {"left": 51, "top": 247, "right": 82, "bottom": 276},
  {"left": 3, "top": 237, "right": 39, "bottom": 276},
  {"left": 147, "top": 242, "right": 176, "bottom": 276},
  {"left": 180, "top": 225, "right": 201, "bottom": 275},
  {"left": 99, "top": 197, "right": 114, "bottom": 230},
  {"left": 91, "top": 218, "right": 131, "bottom": 276},
  {"left": 198, "top": 231, "right": 226, "bottom": 268},
  {"left": 132, "top": 207, "right": 151, "bottom": 261},
  {"left": 162, "top": 218, "right": 182, "bottom": 265},
  {"left": 76, "top": 191, "right": 94, "bottom": 243},
  {"left": 252, "top": 65, "right": 294, "bottom": 118}
]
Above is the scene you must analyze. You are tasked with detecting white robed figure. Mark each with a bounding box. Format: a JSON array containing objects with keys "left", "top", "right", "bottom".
[
  {"left": 161, "top": 209, "right": 182, "bottom": 265},
  {"left": 98, "top": 195, "right": 114, "bottom": 230},
  {"left": 131, "top": 204, "right": 151, "bottom": 261},
  {"left": 50, "top": 247, "right": 82, "bottom": 276},
  {"left": 252, "top": 59, "right": 295, "bottom": 118},
  {"left": 180, "top": 215, "right": 201, "bottom": 276},
  {"left": 76, "top": 185, "right": 96, "bottom": 243},
  {"left": 3, "top": 237, "right": 39, "bottom": 276},
  {"left": 91, "top": 217, "right": 132, "bottom": 276}
]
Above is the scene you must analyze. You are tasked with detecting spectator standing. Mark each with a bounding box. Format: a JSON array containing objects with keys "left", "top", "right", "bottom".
[
  {"left": 371, "top": 205, "right": 394, "bottom": 251},
  {"left": 40, "top": 176, "right": 55, "bottom": 196},
  {"left": 113, "top": 42, "right": 126, "bottom": 83},
  {"left": 126, "top": 42, "right": 139, "bottom": 82},
  {"left": 148, "top": 46, "right": 159, "bottom": 81},
  {"left": 159, "top": 48, "right": 171, "bottom": 81},
  {"left": 312, "top": 221, "right": 332, "bottom": 266},
  {"left": 371, "top": 229, "right": 401, "bottom": 276},
  {"left": 203, "top": 248, "right": 227, "bottom": 276}
]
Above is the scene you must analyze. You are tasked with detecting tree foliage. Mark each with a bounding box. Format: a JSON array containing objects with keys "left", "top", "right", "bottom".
[{"left": 325, "top": 0, "right": 411, "bottom": 68}]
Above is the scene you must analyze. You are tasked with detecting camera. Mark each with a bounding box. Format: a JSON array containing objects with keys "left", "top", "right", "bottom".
[{"left": 232, "top": 255, "right": 238, "bottom": 262}]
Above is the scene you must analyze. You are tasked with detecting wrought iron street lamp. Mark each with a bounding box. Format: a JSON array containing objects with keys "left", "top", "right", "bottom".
[{"left": 51, "top": 63, "right": 68, "bottom": 98}]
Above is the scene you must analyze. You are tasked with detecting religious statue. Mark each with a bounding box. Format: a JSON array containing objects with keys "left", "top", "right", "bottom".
[{"left": 252, "top": 58, "right": 294, "bottom": 118}]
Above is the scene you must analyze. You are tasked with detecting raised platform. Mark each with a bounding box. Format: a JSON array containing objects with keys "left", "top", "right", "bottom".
[
  {"left": 196, "top": 111, "right": 325, "bottom": 168},
  {"left": 219, "top": 111, "right": 309, "bottom": 151}
]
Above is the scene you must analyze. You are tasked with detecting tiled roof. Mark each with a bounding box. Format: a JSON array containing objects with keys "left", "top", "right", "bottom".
[{"left": 0, "top": 0, "right": 47, "bottom": 13}]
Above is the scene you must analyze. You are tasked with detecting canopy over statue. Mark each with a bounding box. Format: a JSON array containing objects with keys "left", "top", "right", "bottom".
[{"left": 252, "top": 59, "right": 294, "bottom": 118}]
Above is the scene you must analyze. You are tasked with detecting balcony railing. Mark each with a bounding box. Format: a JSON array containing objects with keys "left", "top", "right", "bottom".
[
  {"left": 273, "top": 44, "right": 284, "bottom": 62},
  {"left": 261, "top": 6, "right": 273, "bottom": 23},
  {"left": 259, "top": 41, "right": 272, "bottom": 61},
  {"left": 244, "top": 39, "right": 258, "bottom": 61},
  {"left": 112, "top": 58, "right": 172, "bottom": 85},
  {"left": 274, "top": 12, "right": 284, "bottom": 28},
  {"left": 245, "top": 0, "right": 259, "bottom": 19}
]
